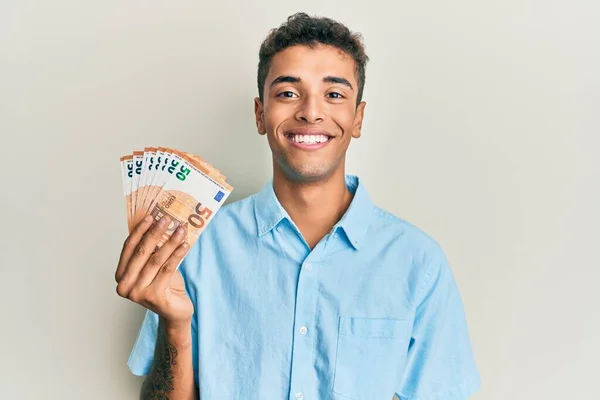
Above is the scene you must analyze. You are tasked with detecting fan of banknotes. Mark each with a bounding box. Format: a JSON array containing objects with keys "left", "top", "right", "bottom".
[{"left": 119, "top": 147, "right": 233, "bottom": 248}]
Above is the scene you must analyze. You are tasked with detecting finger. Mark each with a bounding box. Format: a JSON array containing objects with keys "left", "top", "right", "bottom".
[
  {"left": 115, "top": 214, "right": 154, "bottom": 283},
  {"left": 149, "top": 240, "right": 190, "bottom": 291},
  {"left": 135, "top": 223, "right": 188, "bottom": 290},
  {"left": 117, "top": 215, "right": 172, "bottom": 296}
]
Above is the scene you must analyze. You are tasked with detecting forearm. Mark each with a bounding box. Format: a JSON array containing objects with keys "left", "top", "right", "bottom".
[{"left": 140, "top": 317, "right": 196, "bottom": 400}]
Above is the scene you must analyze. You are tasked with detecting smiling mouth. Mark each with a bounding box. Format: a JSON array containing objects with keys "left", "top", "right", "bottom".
[{"left": 284, "top": 133, "right": 333, "bottom": 144}]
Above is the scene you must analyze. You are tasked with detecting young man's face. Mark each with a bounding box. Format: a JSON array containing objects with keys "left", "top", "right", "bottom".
[{"left": 255, "top": 44, "right": 366, "bottom": 183}]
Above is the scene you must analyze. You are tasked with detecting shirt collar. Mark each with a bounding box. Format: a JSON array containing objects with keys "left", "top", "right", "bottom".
[
  {"left": 253, "top": 174, "right": 374, "bottom": 250},
  {"left": 335, "top": 175, "right": 373, "bottom": 250},
  {"left": 254, "top": 179, "right": 288, "bottom": 237}
]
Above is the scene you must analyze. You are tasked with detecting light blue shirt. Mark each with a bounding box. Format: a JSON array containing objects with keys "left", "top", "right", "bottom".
[{"left": 128, "top": 175, "right": 481, "bottom": 400}]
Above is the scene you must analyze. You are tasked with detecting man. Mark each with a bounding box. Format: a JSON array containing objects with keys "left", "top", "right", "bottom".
[{"left": 115, "top": 12, "right": 481, "bottom": 400}]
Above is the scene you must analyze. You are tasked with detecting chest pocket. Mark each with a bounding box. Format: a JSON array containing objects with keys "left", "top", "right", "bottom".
[{"left": 333, "top": 316, "right": 411, "bottom": 400}]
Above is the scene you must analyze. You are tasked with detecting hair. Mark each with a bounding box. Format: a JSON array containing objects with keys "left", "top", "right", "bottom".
[{"left": 257, "top": 12, "right": 369, "bottom": 106}]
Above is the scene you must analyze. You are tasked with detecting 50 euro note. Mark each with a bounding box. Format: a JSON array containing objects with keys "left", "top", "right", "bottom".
[
  {"left": 132, "top": 146, "right": 179, "bottom": 227},
  {"left": 137, "top": 147, "right": 183, "bottom": 227},
  {"left": 184, "top": 152, "right": 227, "bottom": 182},
  {"left": 137, "top": 146, "right": 167, "bottom": 223},
  {"left": 119, "top": 155, "right": 134, "bottom": 232},
  {"left": 136, "top": 148, "right": 232, "bottom": 227},
  {"left": 130, "top": 150, "right": 144, "bottom": 227},
  {"left": 133, "top": 146, "right": 157, "bottom": 225},
  {"left": 146, "top": 154, "right": 232, "bottom": 249}
]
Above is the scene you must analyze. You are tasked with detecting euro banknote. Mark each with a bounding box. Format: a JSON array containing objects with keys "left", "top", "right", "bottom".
[{"left": 120, "top": 147, "right": 233, "bottom": 248}]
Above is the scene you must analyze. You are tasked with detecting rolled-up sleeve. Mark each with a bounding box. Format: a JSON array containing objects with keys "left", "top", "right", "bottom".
[{"left": 127, "top": 308, "right": 159, "bottom": 376}]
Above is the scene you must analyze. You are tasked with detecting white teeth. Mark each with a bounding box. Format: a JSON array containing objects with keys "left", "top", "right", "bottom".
[{"left": 291, "top": 134, "right": 329, "bottom": 143}]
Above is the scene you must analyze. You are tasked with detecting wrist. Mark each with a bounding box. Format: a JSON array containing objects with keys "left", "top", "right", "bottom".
[{"left": 160, "top": 316, "right": 192, "bottom": 346}]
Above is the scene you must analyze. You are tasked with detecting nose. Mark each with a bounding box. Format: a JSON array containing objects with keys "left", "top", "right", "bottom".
[{"left": 295, "top": 96, "right": 324, "bottom": 124}]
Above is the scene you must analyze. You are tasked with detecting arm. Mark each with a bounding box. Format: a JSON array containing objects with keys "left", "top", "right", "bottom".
[
  {"left": 114, "top": 215, "right": 198, "bottom": 399},
  {"left": 140, "top": 318, "right": 197, "bottom": 400},
  {"left": 395, "top": 249, "right": 480, "bottom": 400}
]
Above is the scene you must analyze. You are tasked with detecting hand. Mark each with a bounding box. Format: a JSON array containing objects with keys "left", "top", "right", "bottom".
[{"left": 115, "top": 215, "right": 194, "bottom": 327}]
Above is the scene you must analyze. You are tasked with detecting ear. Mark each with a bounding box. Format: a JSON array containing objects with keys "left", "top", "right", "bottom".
[
  {"left": 254, "top": 97, "right": 266, "bottom": 135},
  {"left": 352, "top": 101, "right": 366, "bottom": 139}
]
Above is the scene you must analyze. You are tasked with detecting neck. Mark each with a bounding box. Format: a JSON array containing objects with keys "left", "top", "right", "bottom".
[{"left": 272, "top": 166, "right": 353, "bottom": 248}]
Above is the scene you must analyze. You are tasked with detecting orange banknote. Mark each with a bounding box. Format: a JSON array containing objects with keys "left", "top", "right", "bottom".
[{"left": 120, "top": 147, "right": 233, "bottom": 248}]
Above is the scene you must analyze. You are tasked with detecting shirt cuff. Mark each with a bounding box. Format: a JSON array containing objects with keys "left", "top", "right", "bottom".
[
  {"left": 127, "top": 349, "right": 153, "bottom": 377},
  {"left": 398, "top": 373, "right": 481, "bottom": 400}
]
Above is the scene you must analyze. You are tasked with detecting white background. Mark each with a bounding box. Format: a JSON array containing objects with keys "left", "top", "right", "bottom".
[{"left": 1, "top": 1, "right": 598, "bottom": 399}]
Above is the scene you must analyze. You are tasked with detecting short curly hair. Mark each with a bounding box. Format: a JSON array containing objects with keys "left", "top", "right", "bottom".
[{"left": 257, "top": 12, "right": 369, "bottom": 106}]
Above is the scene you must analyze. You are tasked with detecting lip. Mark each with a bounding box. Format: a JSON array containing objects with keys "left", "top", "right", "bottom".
[{"left": 283, "top": 129, "right": 334, "bottom": 151}]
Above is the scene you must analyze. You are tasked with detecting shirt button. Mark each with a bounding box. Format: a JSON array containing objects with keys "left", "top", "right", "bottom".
[
  {"left": 299, "top": 326, "right": 308, "bottom": 335},
  {"left": 276, "top": 226, "right": 282, "bottom": 232},
  {"left": 295, "top": 393, "right": 304, "bottom": 400},
  {"left": 304, "top": 263, "right": 312, "bottom": 271}
]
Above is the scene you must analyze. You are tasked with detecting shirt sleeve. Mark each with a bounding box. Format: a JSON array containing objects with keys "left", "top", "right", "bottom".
[
  {"left": 396, "top": 248, "right": 481, "bottom": 400},
  {"left": 127, "top": 308, "right": 160, "bottom": 375},
  {"left": 125, "top": 253, "right": 199, "bottom": 388}
]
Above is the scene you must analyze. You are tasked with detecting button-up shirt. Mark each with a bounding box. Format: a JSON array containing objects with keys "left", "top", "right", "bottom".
[{"left": 127, "top": 175, "right": 480, "bottom": 400}]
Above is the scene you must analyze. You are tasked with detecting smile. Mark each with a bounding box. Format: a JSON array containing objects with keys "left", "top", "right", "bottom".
[
  {"left": 284, "top": 131, "right": 334, "bottom": 150},
  {"left": 284, "top": 128, "right": 334, "bottom": 150}
]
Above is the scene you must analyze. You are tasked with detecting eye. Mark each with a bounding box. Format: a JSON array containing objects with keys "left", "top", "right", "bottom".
[
  {"left": 277, "top": 91, "right": 298, "bottom": 98},
  {"left": 327, "top": 92, "right": 344, "bottom": 99}
]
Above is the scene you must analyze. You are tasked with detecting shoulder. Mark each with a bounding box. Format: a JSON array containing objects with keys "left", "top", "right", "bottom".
[
  {"left": 369, "top": 205, "right": 446, "bottom": 261},
  {"left": 202, "top": 191, "right": 257, "bottom": 232},
  {"left": 212, "top": 193, "right": 255, "bottom": 223},
  {"left": 367, "top": 204, "right": 453, "bottom": 286},
  {"left": 368, "top": 205, "right": 460, "bottom": 303}
]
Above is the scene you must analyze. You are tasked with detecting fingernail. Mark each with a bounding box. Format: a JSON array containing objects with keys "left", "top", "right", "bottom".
[
  {"left": 175, "top": 225, "right": 185, "bottom": 237},
  {"left": 158, "top": 216, "right": 169, "bottom": 226},
  {"left": 144, "top": 215, "right": 153, "bottom": 223},
  {"left": 182, "top": 242, "right": 189, "bottom": 249}
]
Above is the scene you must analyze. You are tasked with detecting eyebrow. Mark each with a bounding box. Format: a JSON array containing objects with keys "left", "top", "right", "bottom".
[
  {"left": 270, "top": 75, "right": 354, "bottom": 90},
  {"left": 323, "top": 76, "right": 354, "bottom": 90}
]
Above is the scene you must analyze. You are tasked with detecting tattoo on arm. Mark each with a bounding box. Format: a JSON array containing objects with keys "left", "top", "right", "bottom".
[{"left": 141, "top": 323, "right": 178, "bottom": 400}]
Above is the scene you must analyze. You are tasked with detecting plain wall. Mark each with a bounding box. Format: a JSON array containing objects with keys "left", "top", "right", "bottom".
[{"left": 1, "top": 1, "right": 598, "bottom": 399}]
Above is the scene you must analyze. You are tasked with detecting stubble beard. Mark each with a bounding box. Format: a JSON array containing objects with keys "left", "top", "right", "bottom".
[{"left": 274, "top": 149, "right": 342, "bottom": 184}]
